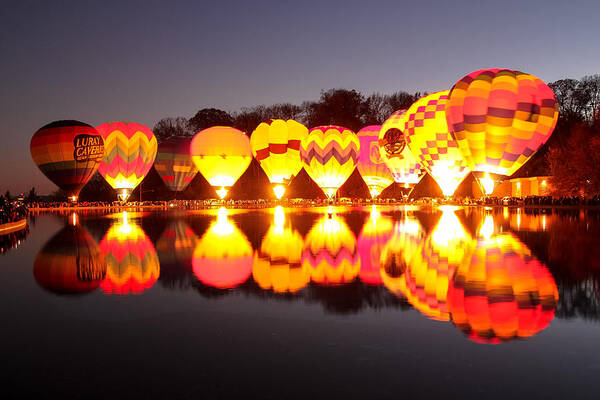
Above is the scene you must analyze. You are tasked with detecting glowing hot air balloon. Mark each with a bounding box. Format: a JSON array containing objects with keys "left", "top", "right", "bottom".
[
  {"left": 192, "top": 208, "right": 253, "bottom": 289},
  {"left": 190, "top": 127, "right": 252, "bottom": 199},
  {"left": 33, "top": 217, "right": 106, "bottom": 295},
  {"left": 357, "top": 206, "right": 394, "bottom": 285},
  {"left": 300, "top": 126, "right": 360, "bottom": 199},
  {"left": 356, "top": 126, "right": 394, "bottom": 197},
  {"left": 301, "top": 212, "right": 360, "bottom": 285},
  {"left": 154, "top": 136, "right": 197, "bottom": 193},
  {"left": 99, "top": 212, "right": 160, "bottom": 295},
  {"left": 446, "top": 69, "right": 559, "bottom": 194},
  {"left": 251, "top": 119, "right": 308, "bottom": 199},
  {"left": 96, "top": 122, "right": 158, "bottom": 202},
  {"left": 447, "top": 217, "right": 558, "bottom": 344},
  {"left": 30, "top": 120, "right": 104, "bottom": 202},
  {"left": 252, "top": 206, "right": 309, "bottom": 293},
  {"left": 403, "top": 91, "right": 469, "bottom": 196},
  {"left": 378, "top": 111, "right": 423, "bottom": 187}
]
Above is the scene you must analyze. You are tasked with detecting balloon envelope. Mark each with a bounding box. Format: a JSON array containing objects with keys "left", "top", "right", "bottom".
[
  {"left": 403, "top": 91, "right": 469, "bottom": 196},
  {"left": 154, "top": 136, "right": 197, "bottom": 192},
  {"left": 190, "top": 126, "right": 252, "bottom": 196},
  {"left": 356, "top": 126, "right": 394, "bottom": 197},
  {"left": 379, "top": 110, "right": 423, "bottom": 185},
  {"left": 30, "top": 120, "right": 104, "bottom": 200},
  {"left": 96, "top": 122, "right": 158, "bottom": 200},
  {"left": 251, "top": 119, "right": 308, "bottom": 195},
  {"left": 300, "top": 126, "right": 360, "bottom": 198},
  {"left": 446, "top": 69, "right": 559, "bottom": 177}
]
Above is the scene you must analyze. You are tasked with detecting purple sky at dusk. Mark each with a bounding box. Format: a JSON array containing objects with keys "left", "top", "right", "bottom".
[{"left": 1, "top": 0, "right": 599, "bottom": 194}]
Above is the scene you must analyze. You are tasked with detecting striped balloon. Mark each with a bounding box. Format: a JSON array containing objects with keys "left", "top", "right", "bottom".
[
  {"left": 357, "top": 207, "right": 394, "bottom": 285},
  {"left": 448, "top": 231, "right": 558, "bottom": 344},
  {"left": 403, "top": 91, "right": 469, "bottom": 196},
  {"left": 356, "top": 126, "right": 394, "bottom": 197},
  {"left": 300, "top": 126, "right": 360, "bottom": 199},
  {"left": 251, "top": 119, "right": 308, "bottom": 198},
  {"left": 30, "top": 120, "right": 104, "bottom": 201},
  {"left": 378, "top": 110, "right": 423, "bottom": 185},
  {"left": 96, "top": 121, "right": 158, "bottom": 201},
  {"left": 154, "top": 136, "right": 197, "bottom": 192},
  {"left": 99, "top": 216, "right": 160, "bottom": 295},
  {"left": 446, "top": 69, "right": 559, "bottom": 177}
]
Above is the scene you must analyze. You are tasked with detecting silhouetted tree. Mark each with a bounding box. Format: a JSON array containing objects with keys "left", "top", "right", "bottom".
[
  {"left": 188, "top": 108, "right": 234, "bottom": 133},
  {"left": 153, "top": 117, "right": 192, "bottom": 142},
  {"left": 25, "top": 187, "right": 37, "bottom": 202},
  {"left": 304, "top": 89, "right": 365, "bottom": 132}
]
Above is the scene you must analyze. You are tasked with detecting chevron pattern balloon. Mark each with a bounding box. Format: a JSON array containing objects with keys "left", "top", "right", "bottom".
[
  {"left": 96, "top": 121, "right": 157, "bottom": 201},
  {"left": 356, "top": 125, "right": 394, "bottom": 197},
  {"left": 30, "top": 120, "right": 104, "bottom": 201},
  {"left": 154, "top": 136, "right": 197, "bottom": 192},
  {"left": 378, "top": 110, "right": 423, "bottom": 185},
  {"left": 300, "top": 125, "right": 360, "bottom": 198},
  {"left": 403, "top": 91, "right": 469, "bottom": 196},
  {"left": 446, "top": 69, "right": 559, "bottom": 177}
]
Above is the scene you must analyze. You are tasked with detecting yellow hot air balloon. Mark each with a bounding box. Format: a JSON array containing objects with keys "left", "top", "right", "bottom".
[
  {"left": 403, "top": 92, "right": 469, "bottom": 196},
  {"left": 251, "top": 119, "right": 308, "bottom": 199},
  {"left": 301, "top": 212, "right": 360, "bottom": 285},
  {"left": 378, "top": 111, "right": 423, "bottom": 187},
  {"left": 96, "top": 122, "right": 158, "bottom": 202},
  {"left": 446, "top": 69, "right": 559, "bottom": 194},
  {"left": 190, "top": 127, "right": 252, "bottom": 199},
  {"left": 300, "top": 126, "right": 360, "bottom": 199},
  {"left": 252, "top": 206, "right": 309, "bottom": 293}
]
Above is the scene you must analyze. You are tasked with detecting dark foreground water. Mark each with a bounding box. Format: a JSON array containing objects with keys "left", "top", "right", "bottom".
[{"left": 1, "top": 205, "right": 600, "bottom": 399}]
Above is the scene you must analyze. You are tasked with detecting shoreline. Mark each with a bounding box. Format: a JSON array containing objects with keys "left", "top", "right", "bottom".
[{"left": 0, "top": 218, "right": 27, "bottom": 235}]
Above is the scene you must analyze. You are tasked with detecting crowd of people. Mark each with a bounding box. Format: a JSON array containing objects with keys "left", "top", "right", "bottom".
[{"left": 0, "top": 197, "right": 28, "bottom": 225}]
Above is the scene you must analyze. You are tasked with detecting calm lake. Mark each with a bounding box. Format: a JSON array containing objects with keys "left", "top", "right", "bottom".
[{"left": 1, "top": 205, "right": 600, "bottom": 399}]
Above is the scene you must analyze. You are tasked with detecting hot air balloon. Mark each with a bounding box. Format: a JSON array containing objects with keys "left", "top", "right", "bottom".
[
  {"left": 33, "top": 216, "right": 106, "bottom": 295},
  {"left": 446, "top": 69, "right": 559, "bottom": 194},
  {"left": 300, "top": 126, "right": 360, "bottom": 199},
  {"left": 355, "top": 126, "right": 394, "bottom": 198},
  {"left": 154, "top": 136, "right": 197, "bottom": 193},
  {"left": 30, "top": 120, "right": 104, "bottom": 202},
  {"left": 357, "top": 206, "right": 394, "bottom": 285},
  {"left": 403, "top": 91, "right": 469, "bottom": 196},
  {"left": 99, "top": 212, "right": 160, "bottom": 295},
  {"left": 378, "top": 111, "right": 423, "bottom": 188},
  {"left": 400, "top": 207, "right": 474, "bottom": 321},
  {"left": 447, "top": 217, "right": 558, "bottom": 344},
  {"left": 190, "top": 126, "right": 252, "bottom": 199},
  {"left": 192, "top": 208, "right": 253, "bottom": 289},
  {"left": 301, "top": 212, "right": 360, "bottom": 285},
  {"left": 380, "top": 216, "right": 424, "bottom": 296},
  {"left": 96, "top": 122, "right": 158, "bottom": 202},
  {"left": 252, "top": 206, "right": 309, "bottom": 293},
  {"left": 251, "top": 119, "right": 308, "bottom": 199}
]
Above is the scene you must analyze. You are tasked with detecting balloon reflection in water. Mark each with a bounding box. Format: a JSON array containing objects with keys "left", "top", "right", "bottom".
[
  {"left": 156, "top": 220, "right": 199, "bottom": 287},
  {"left": 357, "top": 206, "right": 394, "bottom": 285},
  {"left": 301, "top": 212, "right": 360, "bottom": 285},
  {"left": 252, "top": 206, "right": 309, "bottom": 293},
  {"left": 192, "top": 208, "right": 253, "bottom": 289},
  {"left": 380, "top": 216, "right": 424, "bottom": 296},
  {"left": 99, "top": 213, "right": 160, "bottom": 295},
  {"left": 448, "top": 216, "right": 559, "bottom": 344},
  {"left": 400, "top": 207, "right": 474, "bottom": 321},
  {"left": 34, "top": 217, "right": 106, "bottom": 295}
]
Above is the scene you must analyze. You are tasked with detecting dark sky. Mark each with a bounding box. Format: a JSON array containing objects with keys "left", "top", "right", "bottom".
[{"left": 2, "top": 0, "right": 599, "bottom": 194}]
